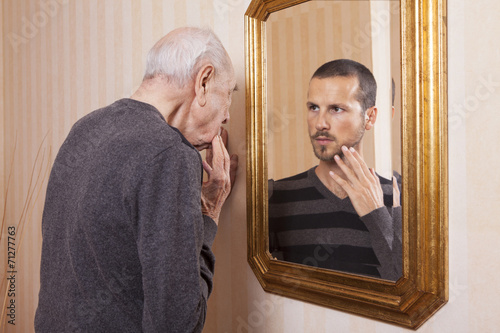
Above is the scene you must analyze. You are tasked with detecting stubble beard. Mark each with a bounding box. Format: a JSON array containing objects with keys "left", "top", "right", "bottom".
[
  {"left": 310, "top": 125, "right": 365, "bottom": 162},
  {"left": 312, "top": 139, "right": 341, "bottom": 162}
]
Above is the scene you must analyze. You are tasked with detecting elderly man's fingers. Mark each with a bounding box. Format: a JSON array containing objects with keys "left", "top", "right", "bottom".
[
  {"left": 218, "top": 134, "right": 230, "bottom": 174},
  {"left": 206, "top": 135, "right": 230, "bottom": 191},
  {"left": 220, "top": 127, "right": 229, "bottom": 148},
  {"left": 229, "top": 154, "right": 239, "bottom": 189},
  {"left": 205, "top": 145, "right": 214, "bottom": 168},
  {"left": 202, "top": 160, "right": 213, "bottom": 175},
  {"left": 393, "top": 176, "right": 401, "bottom": 207},
  {"left": 206, "top": 136, "right": 223, "bottom": 177}
]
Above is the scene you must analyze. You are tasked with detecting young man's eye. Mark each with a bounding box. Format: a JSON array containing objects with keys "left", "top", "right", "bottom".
[
  {"left": 332, "top": 107, "right": 343, "bottom": 113},
  {"left": 308, "top": 105, "right": 319, "bottom": 112}
]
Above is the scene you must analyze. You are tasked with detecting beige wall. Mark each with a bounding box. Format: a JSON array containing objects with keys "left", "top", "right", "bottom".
[
  {"left": 1, "top": 0, "right": 500, "bottom": 332},
  {"left": 0, "top": 0, "right": 5, "bottom": 219}
]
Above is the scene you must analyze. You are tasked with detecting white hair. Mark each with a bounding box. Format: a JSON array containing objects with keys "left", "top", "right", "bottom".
[{"left": 143, "top": 27, "right": 231, "bottom": 87}]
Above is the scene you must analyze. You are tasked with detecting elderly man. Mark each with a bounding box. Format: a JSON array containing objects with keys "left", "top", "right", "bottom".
[
  {"left": 268, "top": 59, "right": 401, "bottom": 281},
  {"left": 35, "top": 27, "right": 237, "bottom": 332}
]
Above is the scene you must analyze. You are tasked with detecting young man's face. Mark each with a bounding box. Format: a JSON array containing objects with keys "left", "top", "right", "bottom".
[{"left": 306, "top": 76, "right": 367, "bottom": 161}]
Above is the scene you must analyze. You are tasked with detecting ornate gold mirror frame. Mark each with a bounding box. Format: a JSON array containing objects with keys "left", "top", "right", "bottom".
[{"left": 245, "top": 0, "right": 447, "bottom": 329}]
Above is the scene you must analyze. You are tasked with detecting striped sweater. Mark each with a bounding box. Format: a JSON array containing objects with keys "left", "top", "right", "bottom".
[{"left": 268, "top": 167, "right": 402, "bottom": 281}]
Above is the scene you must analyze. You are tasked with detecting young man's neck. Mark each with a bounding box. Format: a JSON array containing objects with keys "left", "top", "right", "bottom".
[{"left": 315, "top": 161, "right": 348, "bottom": 199}]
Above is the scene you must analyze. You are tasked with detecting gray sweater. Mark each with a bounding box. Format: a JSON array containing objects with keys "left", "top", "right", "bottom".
[{"left": 35, "top": 99, "right": 217, "bottom": 332}]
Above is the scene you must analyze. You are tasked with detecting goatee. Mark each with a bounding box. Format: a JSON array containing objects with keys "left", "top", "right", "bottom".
[{"left": 310, "top": 131, "right": 342, "bottom": 162}]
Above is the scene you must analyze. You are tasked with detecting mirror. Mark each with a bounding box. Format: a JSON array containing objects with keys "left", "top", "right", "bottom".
[
  {"left": 246, "top": 0, "right": 448, "bottom": 329},
  {"left": 266, "top": 0, "right": 402, "bottom": 281}
]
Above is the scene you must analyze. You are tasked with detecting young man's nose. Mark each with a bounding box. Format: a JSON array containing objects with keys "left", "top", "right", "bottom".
[{"left": 315, "top": 111, "right": 330, "bottom": 130}]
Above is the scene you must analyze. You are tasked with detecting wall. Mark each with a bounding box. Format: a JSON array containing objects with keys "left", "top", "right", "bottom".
[
  {"left": 0, "top": 2, "right": 5, "bottom": 314},
  {"left": 0, "top": 0, "right": 5, "bottom": 222},
  {"left": 210, "top": 0, "right": 500, "bottom": 331},
  {"left": 1, "top": 0, "right": 500, "bottom": 332}
]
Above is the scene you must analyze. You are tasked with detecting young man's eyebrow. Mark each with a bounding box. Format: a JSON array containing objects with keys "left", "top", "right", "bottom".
[
  {"left": 306, "top": 102, "right": 350, "bottom": 110},
  {"left": 328, "top": 103, "right": 349, "bottom": 109}
]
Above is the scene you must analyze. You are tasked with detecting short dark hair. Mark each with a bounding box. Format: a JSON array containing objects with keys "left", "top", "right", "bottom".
[{"left": 311, "top": 59, "right": 377, "bottom": 112}]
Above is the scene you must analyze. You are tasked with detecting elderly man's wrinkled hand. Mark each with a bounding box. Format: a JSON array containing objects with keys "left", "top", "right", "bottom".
[
  {"left": 201, "top": 130, "right": 238, "bottom": 224},
  {"left": 392, "top": 175, "right": 400, "bottom": 207}
]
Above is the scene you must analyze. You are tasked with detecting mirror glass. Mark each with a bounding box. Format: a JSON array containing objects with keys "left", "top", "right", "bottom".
[{"left": 266, "top": 0, "right": 402, "bottom": 280}]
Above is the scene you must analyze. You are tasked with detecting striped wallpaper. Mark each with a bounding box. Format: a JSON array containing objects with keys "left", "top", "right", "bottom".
[
  {"left": 1, "top": 1, "right": 5, "bottom": 226},
  {"left": 2, "top": 0, "right": 500, "bottom": 333},
  {"left": 0, "top": 0, "right": 249, "bottom": 331}
]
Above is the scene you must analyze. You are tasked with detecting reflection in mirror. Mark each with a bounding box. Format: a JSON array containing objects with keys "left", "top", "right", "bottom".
[{"left": 266, "top": 0, "right": 402, "bottom": 280}]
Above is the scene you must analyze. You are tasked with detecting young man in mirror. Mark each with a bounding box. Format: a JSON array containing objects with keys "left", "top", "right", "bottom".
[
  {"left": 268, "top": 59, "right": 402, "bottom": 281},
  {"left": 35, "top": 27, "right": 238, "bottom": 332}
]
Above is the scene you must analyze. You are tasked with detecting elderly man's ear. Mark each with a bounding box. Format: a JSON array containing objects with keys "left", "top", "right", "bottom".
[
  {"left": 364, "top": 107, "right": 378, "bottom": 130},
  {"left": 195, "top": 64, "right": 215, "bottom": 107}
]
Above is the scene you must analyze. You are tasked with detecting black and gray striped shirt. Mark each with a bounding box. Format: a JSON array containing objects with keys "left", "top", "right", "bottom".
[{"left": 268, "top": 167, "right": 402, "bottom": 281}]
